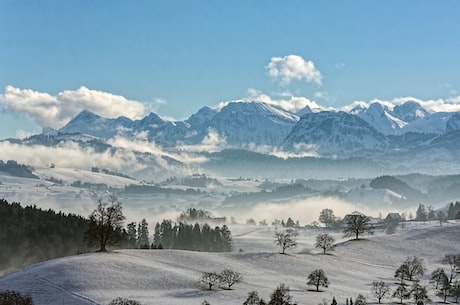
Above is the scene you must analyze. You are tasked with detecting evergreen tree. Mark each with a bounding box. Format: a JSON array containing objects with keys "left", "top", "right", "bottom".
[
  {"left": 244, "top": 291, "right": 266, "bottom": 305},
  {"left": 153, "top": 222, "right": 161, "bottom": 249},
  {"left": 431, "top": 268, "right": 447, "bottom": 289},
  {"left": 331, "top": 297, "right": 337, "bottom": 305},
  {"left": 220, "top": 225, "right": 232, "bottom": 252},
  {"left": 137, "top": 218, "right": 149, "bottom": 249},
  {"left": 126, "top": 222, "right": 137, "bottom": 248},
  {"left": 415, "top": 204, "right": 428, "bottom": 222}
]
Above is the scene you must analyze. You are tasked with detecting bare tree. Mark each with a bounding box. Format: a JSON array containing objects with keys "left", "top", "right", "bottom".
[
  {"left": 307, "top": 269, "right": 329, "bottom": 292},
  {"left": 371, "top": 280, "right": 390, "bottom": 304},
  {"left": 200, "top": 272, "right": 221, "bottom": 290},
  {"left": 219, "top": 269, "right": 243, "bottom": 290},
  {"left": 442, "top": 254, "right": 460, "bottom": 283},
  {"left": 343, "top": 212, "right": 374, "bottom": 240},
  {"left": 274, "top": 230, "right": 297, "bottom": 254},
  {"left": 85, "top": 195, "right": 125, "bottom": 252},
  {"left": 315, "top": 233, "right": 335, "bottom": 254}
]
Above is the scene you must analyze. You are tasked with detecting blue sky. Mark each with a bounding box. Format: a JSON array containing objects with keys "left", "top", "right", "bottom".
[{"left": 1, "top": 1, "right": 460, "bottom": 139}]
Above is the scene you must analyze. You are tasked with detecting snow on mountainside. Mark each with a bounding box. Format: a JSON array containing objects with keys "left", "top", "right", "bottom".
[
  {"left": 284, "top": 111, "right": 387, "bottom": 156},
  {"left": 205, "top": 101, "right": 299, "bottom": 146},
  {"left": 55, "top": 99, "right": 460, "bottom": 149},
  {"left": 356, "top": 102, "right": 407, "bottom": 135},
  {"left": 0, "top": 223, "right": 459, "bottom": 305}
]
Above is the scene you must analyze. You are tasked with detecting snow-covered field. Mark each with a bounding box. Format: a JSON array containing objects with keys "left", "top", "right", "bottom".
[{"left": 1, "top": 222, "right": 459, "bottom": 305}]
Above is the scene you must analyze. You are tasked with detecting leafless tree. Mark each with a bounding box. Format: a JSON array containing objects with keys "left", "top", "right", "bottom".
[
  {"left": 315, "top": 233, "right": 335, "bottom": 254},
  {"left": 85, "top": 195, "right": 125, "bottom": 252},
  {"left": 219, "top": 269, "right": 243, "bottom": 290},
  {"left": 371, "top": 280, "right": 390, "bottom": 304},
  {"left": 274, "top": 230, "right": 297, "bottom": 254}
]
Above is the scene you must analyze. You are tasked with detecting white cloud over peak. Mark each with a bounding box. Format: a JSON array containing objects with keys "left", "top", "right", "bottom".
[
  {"left": 266, "top": 55, "right": 322, "bottom": 85},
  {"left": 0, "top": 86, "right": 147, "bottom": 129},
  {"left": 246, "top": 89, "right": 323, "bottom": 113},
  {"left": 341, "top": 96, "right": 460, "bottom": 113}
]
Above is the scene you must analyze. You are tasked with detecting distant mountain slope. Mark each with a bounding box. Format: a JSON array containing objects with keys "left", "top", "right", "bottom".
[{"left": 284, "top": 111, "right": 387, "bottom": 156}]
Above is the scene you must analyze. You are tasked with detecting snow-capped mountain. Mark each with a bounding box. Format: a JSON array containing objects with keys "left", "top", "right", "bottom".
[
  {"left": 59, "top": 101, "right": 300, "bottom": 147},
  {"left": 5, "top": 99, "right": 460, "bottom": 177},
  {"left": 356, "top": 102, "right": 407, "bottom": 136},
  {"left": 204, "top": 101, "right": 299, "bottom": 146},
  {"left": 284, "top": 111, "right": 387, "bottom": 156}
]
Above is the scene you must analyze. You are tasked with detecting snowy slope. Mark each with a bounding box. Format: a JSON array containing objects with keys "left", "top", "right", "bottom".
[
  {"left": 284, "top": 111, "right": 387, "bottom": 156},
  {"left": 1, "top": 222, "right": 459, "bottom": 305}
]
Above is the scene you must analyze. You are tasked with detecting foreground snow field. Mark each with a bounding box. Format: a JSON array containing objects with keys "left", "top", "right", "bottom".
[{"left": 1, "top": 222, "right": 459, "bottom": 305}]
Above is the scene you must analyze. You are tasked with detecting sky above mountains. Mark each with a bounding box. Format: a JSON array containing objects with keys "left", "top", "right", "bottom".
[{"left": 1, "top": 1, "right": 460, "bottom": 139}]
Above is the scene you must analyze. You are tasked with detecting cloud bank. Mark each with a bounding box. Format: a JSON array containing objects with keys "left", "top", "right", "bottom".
[
  {"left": 266, "top": 55, "right": 322, "bottom": 85},
  {"left": 0, "top": 86, "right": 148, "bottom": 129},
  {"left": 341, "top": 96, "right": 460, "bottom": 113}
]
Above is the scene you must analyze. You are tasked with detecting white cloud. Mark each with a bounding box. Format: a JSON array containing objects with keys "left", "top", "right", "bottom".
[
  {"left": 0, "top": 86, "right": 148, "bottom": 129},
  {"left": 245, "top": 89, "right": 323, "bottom": 113},
  {"left": 341, "top": 96, "right": 460, "bottom": 113},
  {"left": 266, "top": 55, "right": 322, "bottom": 85}
]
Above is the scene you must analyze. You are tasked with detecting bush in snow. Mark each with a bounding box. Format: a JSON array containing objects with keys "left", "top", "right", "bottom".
[
  {"left": 0, "top": 290, "right": 34, "bottom": 305},
  {"left": 108, "top": 297, "right": 141, "bottom": 305}
]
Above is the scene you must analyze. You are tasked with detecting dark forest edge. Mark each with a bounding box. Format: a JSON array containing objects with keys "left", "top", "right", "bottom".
[{"left": 0, "top": 199, "right": 233, "bottom": 276}]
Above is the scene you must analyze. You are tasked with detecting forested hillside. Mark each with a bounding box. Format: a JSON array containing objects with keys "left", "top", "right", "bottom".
[{"left": 0, "top": 199, "right": 91, "bottom": 275}]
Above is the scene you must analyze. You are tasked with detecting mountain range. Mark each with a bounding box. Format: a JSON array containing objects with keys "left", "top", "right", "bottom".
[{"left": 5, "top": 99, "right": 460, "bottom": 178}]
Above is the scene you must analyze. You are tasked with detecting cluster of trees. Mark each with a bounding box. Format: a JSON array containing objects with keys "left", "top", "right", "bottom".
[
  {"left": 90, "top": 166, "right": 133, "bottom": 179},
  {"left": 447, "top": 201, "right": 460, "bottom": 220},
  {"left": 83, "top": 199, "right": 233, "bottom": 253},
  {"left": 367, "top": 254, "right": 460, "bottom": 304},
  {"left": 201, "top": 269, "right": 329, "bottom": 305},
  {"left": 0, "top": 199, "right": 90, "bottom": 274},
  {"left": 0, "top": 160, "right": 38, "bottom": 179},
  {"left": 125, "top": 218, "right": 150, "bottom": 249},
  {"left": 152, "top": 220, "right": 232, "bottom": 252},
  {"left": 200, "top": 269, "right": 243, "bottom": 290},
  {"left": 122, "top": 184, "right": 203, "bottom": 195}
]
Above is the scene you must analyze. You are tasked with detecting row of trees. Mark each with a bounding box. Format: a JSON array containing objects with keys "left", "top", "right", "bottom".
[
  {"left": 274, "top": 211, "right": 374, "bottom": 255},
  {"left": 200, "top": 269, "right": 243, "bottom": 290},
  {"left": 152, "top": 220, "right": 232, "bottom": 252},
  {"left": 83, "top": 197, "right": 233, "bottom": 253}
]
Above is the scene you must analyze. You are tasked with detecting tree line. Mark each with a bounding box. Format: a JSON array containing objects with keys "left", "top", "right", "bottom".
[{"left": 0, "top": 199, "right": 90, "bottom": 275}]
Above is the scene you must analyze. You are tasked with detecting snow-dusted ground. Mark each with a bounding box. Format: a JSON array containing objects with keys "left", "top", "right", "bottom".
[{"left": 1, "top": 221, "right": 459, "bottom": 305}]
